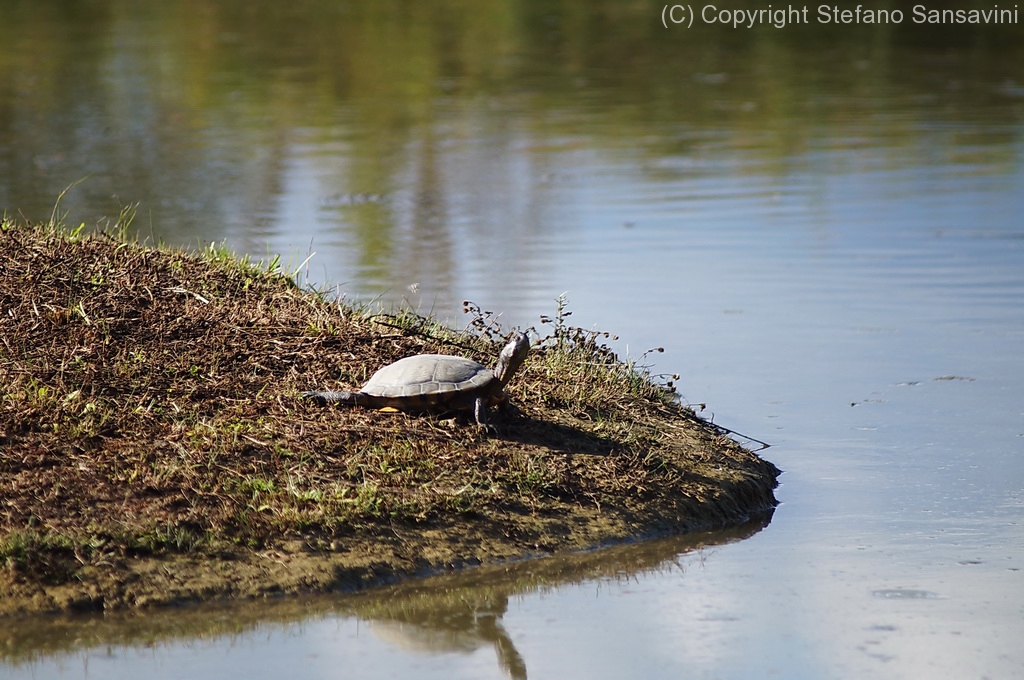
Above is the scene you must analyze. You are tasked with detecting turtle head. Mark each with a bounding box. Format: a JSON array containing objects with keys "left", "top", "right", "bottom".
[{"left": 493, "top": 332, "right": 530, "bottom": 386}]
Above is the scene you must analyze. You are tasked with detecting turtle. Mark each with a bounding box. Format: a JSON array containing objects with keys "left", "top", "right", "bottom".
[{"left": 303, "top": 332, "right": 530, "bottom": 429}]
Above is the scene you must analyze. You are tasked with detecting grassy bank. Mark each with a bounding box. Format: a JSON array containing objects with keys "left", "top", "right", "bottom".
[{"left": 0, "top": 218, "right": 779, "bottom": 615}]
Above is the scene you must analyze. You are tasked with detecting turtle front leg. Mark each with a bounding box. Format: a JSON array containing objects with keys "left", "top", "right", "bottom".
[{"left": 472, "top": 397, "right": 496, "bottom": 435}]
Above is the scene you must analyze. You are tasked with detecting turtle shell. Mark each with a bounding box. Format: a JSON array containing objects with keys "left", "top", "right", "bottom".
[{"left": 360, "top": 354, "right": 499, "bottom": 406}]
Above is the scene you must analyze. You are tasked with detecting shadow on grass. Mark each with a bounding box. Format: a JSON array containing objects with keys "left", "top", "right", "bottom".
[{"left": 496, "top": 414, "right": 619, "bottom": 456}]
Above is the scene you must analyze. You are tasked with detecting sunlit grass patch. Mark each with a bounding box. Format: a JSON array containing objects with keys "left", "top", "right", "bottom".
[{"left": 0, "top": 216, "right": 778, "bottom": 610}]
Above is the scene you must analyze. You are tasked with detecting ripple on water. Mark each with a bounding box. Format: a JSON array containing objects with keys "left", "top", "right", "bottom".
[{"left": 871, "top": 589, "right": 942, "bottom": 600}]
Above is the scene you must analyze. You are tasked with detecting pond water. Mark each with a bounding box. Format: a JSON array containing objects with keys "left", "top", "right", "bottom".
[{"left": 2, "top": 2, "right": 1023, "bottom": 678}]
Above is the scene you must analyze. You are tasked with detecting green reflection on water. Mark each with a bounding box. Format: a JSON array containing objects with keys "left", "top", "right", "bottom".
[{"left": 1, "top": 0, "right": 1020, "bottom": 250}]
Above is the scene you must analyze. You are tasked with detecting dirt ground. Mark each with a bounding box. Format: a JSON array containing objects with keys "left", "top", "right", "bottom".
[{"left": 0, "top": 220, "right": 779, "bottom": 615}]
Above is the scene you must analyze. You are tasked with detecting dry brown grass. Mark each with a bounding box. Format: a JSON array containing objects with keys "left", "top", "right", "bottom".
[{"left": 0, "top": 218, "right": 778, "bottom": 612}]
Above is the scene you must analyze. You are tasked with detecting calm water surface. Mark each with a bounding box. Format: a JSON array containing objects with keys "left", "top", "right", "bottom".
[{"left": 2, "top": 2, "right": 1023, "bottom": 678}]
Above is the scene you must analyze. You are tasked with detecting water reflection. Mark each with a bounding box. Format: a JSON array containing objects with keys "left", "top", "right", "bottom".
[
  {"left": 364, "top": 594, "right": 526, "bottom": 679},
  {"left": 2, "top": 1, "right": 1022, "bottom": 320},
  {"left": 1, "top": 516, "right": 771, "bottom": 678}
]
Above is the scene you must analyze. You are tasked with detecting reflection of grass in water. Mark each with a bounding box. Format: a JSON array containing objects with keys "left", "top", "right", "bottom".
[
  {"left": 5, "top": 1, "right": 1019, "bottom": 252},
  {"left": 348, "top": 515, "right": 771, "bottom": 621},
  {"left": 0, "top": 516, "right": 770, "bottom": 665}
]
